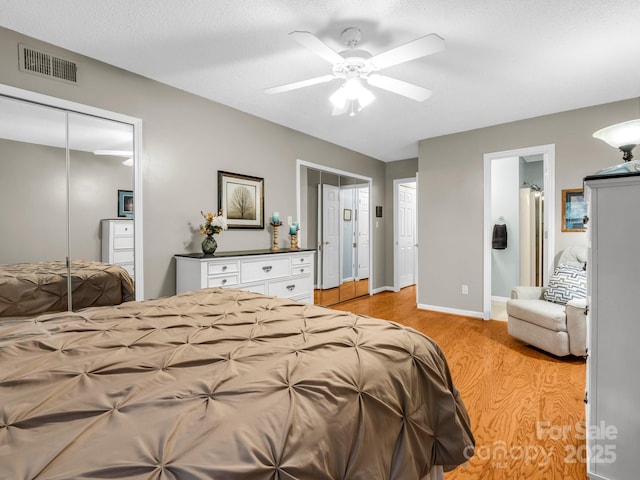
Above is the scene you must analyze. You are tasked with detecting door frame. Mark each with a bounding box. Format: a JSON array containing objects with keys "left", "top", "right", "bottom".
[
  {"left": 393, "top": 177, "right": 417, "bottom": 293},
  {"left": 296, "top": 159, "right": 373, "bottom": 296},
  {"left": 0, "top": 83, "right": 144, "bottom": 300},
  {"left": 482, "top": 144, "right": 555, "bottom": 320}
]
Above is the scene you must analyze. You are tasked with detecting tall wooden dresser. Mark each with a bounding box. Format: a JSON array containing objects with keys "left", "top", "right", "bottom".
[{"left": 584, "top": 172, "right": 640, "bottom": 480}]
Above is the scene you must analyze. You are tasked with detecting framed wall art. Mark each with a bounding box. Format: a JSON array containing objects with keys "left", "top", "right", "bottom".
[
  {"left": 118, "top": 190, "right": 134, "bottom": 218},
  {"left": 218, "top": 171, "right": 264, "bottom": 229},
  {"left": 561, "top": 188, "right": 587, "bottom": 232}
]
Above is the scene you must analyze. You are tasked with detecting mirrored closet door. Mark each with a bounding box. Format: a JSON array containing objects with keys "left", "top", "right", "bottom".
[
  {"left": 0, "top": 92, "right": 139, "bottom": 318},
  {"left": 298, "top": 163, "right": 371, "bottom": 306}
]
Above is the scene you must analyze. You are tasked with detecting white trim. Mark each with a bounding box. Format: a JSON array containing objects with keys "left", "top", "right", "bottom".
[
  {"left": 491, "top": 295, "right": 510, "bottom": 302},
  {"left": 483, "top": 144, "right": 555, "bottom": 320},
  {"left": 0, "top": 83, "right": 145, "bottom": 300},
  {"left": 371, "top": 286, "right": 394, "bottom": 294},
  {"left": 418, "top": 303, "right": 484, "bottom": 319}
]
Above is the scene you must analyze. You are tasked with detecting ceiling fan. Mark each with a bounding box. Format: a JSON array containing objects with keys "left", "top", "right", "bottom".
[{"left": 264, "top": 27, "right": 445, "bottom": 116}]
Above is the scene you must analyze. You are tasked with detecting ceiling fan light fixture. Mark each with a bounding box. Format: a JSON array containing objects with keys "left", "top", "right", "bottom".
[
  {"left": 330, "top": 78, "right": 375, "bottom": 115},
  {"left": 329, "top": 86, "right": 348, "bottom": 109}
]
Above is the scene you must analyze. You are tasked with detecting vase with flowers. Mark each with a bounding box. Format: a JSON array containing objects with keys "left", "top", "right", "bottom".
[{"left": 199, "top": 209, "right": 227, "bottom": 255}]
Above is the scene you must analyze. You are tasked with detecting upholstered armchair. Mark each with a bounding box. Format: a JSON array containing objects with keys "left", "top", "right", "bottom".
[{"left": 506, "top": 246, "right": 588, "bottom": 357}]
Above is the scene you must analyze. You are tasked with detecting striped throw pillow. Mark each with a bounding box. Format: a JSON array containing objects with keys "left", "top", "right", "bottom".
[{"left": 544, "top": 264, "right": 587, "bottom": 305}]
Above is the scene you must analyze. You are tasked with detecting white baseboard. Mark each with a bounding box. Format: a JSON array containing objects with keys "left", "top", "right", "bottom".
[
  {"left": 371, "top": 286, "right": 394, "bottom": 295},
  {"left": 491, "top": 295, "right": 510, "bottom": 302},
  {"left": 417, "top": 303, "right": 484, "bottom": 319}
]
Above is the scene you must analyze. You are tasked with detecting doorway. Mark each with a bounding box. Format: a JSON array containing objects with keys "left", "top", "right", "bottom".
[
  {"left": 393, "top": 178, "right": 417, "bottom": 293},
  {"left": 483, "top": 145, "right": 556, "bottom": 321},
  {"left": 296, "top": 160, "right": 372, "bottom": 306}
]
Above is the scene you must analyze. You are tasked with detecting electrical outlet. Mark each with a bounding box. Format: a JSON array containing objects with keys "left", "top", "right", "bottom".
[
  {"left": 461, "top": 285, "right": 469, "bottom": 295},
  {"left": 287, "top": 216, "right": 293, "bottom": 226}
]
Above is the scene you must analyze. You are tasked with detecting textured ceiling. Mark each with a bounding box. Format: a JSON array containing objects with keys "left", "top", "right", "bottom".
[{"left": 2, "top": 0, "right": 640, "bottom": 161}]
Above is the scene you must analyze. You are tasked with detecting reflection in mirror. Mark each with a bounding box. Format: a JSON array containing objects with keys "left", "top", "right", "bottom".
[
  {"left": 0, "top": 94, "right": 136, "bottom": 320},
  {"left": 300, "top": 164, "right": 371, "bottom": 306},
  {"left": 68, "top": 113, "right": 136, "bottom": 309}
]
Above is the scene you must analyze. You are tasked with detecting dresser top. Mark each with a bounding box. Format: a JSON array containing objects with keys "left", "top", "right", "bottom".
[{"left": 175, "top": 248, "right": 315, "bottom": 259}]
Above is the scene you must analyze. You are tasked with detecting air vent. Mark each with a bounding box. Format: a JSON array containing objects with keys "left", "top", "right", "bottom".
[{"left": 18, "top": 43, "right": 78, "bottom": 84}]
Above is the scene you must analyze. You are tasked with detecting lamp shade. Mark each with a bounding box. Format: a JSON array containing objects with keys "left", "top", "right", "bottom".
[
  {"left": 329, "top": 78, "right": 375, "bottom": 115},
  {"left": 593, "top": 119, "right": 640, "bottom": 149}
]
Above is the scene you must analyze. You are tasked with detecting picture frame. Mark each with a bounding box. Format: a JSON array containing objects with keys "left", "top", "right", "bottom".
[
  {"left": 118, "top": 190, "right": 134, "bottom": 218},
  {"left": 218, "top": 171, "right": 264, "bottom": 229},
  {"left": 562, "top": 188, "right": 587, "bottom": 232},
  {"left": 343, "top": 208, "right": 352, "bottom": 221}
]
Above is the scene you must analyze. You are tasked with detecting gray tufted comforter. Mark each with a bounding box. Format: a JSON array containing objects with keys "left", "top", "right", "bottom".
[{"left": 0, "top": 287, "right": 474, "bottom": 479}]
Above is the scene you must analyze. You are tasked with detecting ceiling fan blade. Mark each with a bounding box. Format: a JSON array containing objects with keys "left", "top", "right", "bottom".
[
  {"left": 367, "top": 74, "right": 432, "bottom": 102},
  {"left": 289, "top": 31, "right": 345, "bottom": 65},
  {"left": 264, "top": 75, "right": 335, "bottom": 94},
  {"left": 369, "top": 34, "right": 445, "bottom": 70}
]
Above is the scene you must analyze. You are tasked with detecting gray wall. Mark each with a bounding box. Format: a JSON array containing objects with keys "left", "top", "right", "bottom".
[
  {"left": 0, "top": 139, "right": 132, "bottom": 264},
  {"left": 418, "top": 98, "right": 638, "bottom": 314},
  {"left": 0, "top": 27, "right": 387, "bottom": 299}
]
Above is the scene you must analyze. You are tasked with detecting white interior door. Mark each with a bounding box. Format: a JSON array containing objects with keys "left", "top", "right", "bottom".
[
  {"left": 357, "top": 186, "right": 370, "bottom": 280},
  {"left": 322, "top": 184, "right": 340, "bottom": 289},
  {"left": 399, "top": 183, "right": 416, "bottom": 288}
]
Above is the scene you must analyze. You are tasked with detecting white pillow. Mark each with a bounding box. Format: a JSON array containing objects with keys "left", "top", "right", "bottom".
[{"left": 544, "top": 264, "right": 587, "bottom": 305}]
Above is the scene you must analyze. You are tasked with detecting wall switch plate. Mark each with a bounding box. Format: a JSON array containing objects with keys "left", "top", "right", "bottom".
[
  {"left": 461, "top": 285, "right": 469, "bottom": 295},
  {"left": 287, "top": 216, "right": 292, "bottom": 226}
]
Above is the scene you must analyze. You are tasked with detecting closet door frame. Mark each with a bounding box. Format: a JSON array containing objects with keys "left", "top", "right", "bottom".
[{"left": 0, "top": 83, "right": 145, "bottom": 301}]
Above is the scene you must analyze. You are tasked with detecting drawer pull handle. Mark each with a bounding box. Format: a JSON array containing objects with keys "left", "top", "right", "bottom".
[
  {"left": 300, "top": 258, "right": 304, "bottom": 262},
  {"left": 262, "top": 266, "right": 272, "bottom": 272},
  {"left": 286, "top": 285, "right": 295, "bottom": 291},
  {"left": 300, "top": 268, "right": 305, "bottom": 273},
  {"left": 222, "top": 279, "right": 227, "bottom": 285},
  {"left": 222, "top": 265, "right": 227, "bottom": 271}
]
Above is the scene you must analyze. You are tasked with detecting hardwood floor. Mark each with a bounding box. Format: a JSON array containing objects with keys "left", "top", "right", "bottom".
[{"left": 331, "top": 286, "right": 587, "bottom": 480}]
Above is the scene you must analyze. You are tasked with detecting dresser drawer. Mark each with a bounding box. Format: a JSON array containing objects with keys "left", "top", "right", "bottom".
[
  {"left": 292, "top": 264, "right": 312, "bottom": 276},
  {"left": 207, "top": 261, "right": 238, "bottom": 276},
  {"left": 241, "top": 257, "right": 289, "bottom": 282},
  {"left": 113, "top": 236, "right": 134, "bottom": 250},
  {"left": 207, "top": 274, "right": 239, "bottom": 288},
  {"left": 121, "top": 263, "right": 135, "bottom": 278},
  {"left": 269, "top": 276, "right": 312, "bottom": 298},
  {"left": 114, "top": 222, "right": 134, "bottom": 235},
  {"left": 290, "top": 253, "right": 313, "bottom": 267},
  {"left": 113, "top": 250, "right": 134, "bottom": 263}
]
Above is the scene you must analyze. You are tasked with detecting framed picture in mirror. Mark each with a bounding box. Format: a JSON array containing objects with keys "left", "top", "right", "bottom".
[{"left": 118, "top": 190, "right": 134, "bottom": 218}]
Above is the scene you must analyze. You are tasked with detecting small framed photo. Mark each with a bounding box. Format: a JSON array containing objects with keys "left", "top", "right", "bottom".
[
  {"left": 218, "top": 171, "right": 264, "bottom": 229},
  {"left": 562, "top": 188, "right": 587, "bottom": 232},
  {"left": 118, "top": 190, "right": 134, "bottom": 218},
  {"left": 343, "top": 208, "right": 352, "bottom": 221}
]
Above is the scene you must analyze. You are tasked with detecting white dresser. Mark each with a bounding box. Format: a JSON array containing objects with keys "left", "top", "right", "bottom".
[
  {"left": 584, "top": 172, "right": 640, "bottom": 480},
  {"left": 101, "top": 219, "right": 135, "bottom": 279},
  {"left": 175, "top": 249, "right": 315, "bottom": 304}
]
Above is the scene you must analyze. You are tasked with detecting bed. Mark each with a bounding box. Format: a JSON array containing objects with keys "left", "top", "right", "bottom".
[
  {"left": 0, "top": 287, "right": 474, "bottom": 479},
  {"left": 0, "top": 260, "right": 135, "bottom": 317}
]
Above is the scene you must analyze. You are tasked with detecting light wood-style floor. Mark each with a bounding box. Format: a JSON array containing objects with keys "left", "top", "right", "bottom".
[{"left": 331, "top": 286, "right": 587, "bottom": 480}]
